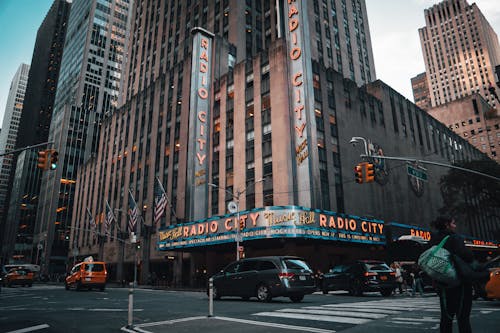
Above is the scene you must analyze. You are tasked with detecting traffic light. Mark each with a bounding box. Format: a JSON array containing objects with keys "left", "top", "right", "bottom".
[
  {"left": 365, "top": 163, "right": 375, "bottom": 183},
  {"left": 354, "top": 162, "right": 365, "bottom": 184},
  {"left": 37, "top": 150, "right": 48, "bottom": 169},
  {"left": 50, "top": 150, "right": 58, "bottom": 170},
  {"left": 136, "top": 241, "right": 141, "bottom": 249}
]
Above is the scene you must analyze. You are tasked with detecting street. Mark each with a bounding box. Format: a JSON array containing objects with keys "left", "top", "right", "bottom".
[{"left": 0, "top": 285, "right": 499, "bottom": 333}]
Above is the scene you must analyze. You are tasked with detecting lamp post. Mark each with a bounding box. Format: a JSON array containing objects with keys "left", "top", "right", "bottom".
[
  {"left": 349, "top": 136, "right": 370, "bottom": 156},
  {"left": 208, "top": 178, "right": 265, "bottom": 261}
]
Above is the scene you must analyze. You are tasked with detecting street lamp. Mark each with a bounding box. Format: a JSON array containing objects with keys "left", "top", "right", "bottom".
[
  {"left": 208, "top": 178, "right": 265, "bottom": 261},
  {"left": 349, "top": 136, "right": 370, "bottom": 156}
]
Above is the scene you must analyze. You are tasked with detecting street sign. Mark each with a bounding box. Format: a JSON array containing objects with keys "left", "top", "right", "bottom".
[{"left": 407, "top": 164, "right": 428, "bottom": 182}]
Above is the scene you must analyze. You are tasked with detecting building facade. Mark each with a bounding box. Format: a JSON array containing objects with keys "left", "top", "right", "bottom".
[
  {"left": 0, "top": 64, "right": 30, "bottom": 230},
  {"left": 427, "top": 94, "right": 500, "bottom": 162},
  {"left": 411, "top": 72, "right": 431, "bottom": 111},
  {"left": 1, "top": 0, "right": 71, "bottom": 266},
  {"left": 70, "top": 1, "right": 497, "bottom": 287},
  {"left": 418, "top": 0, "right": 500, "bottom": 108},
  {"left": 35, "top": 0, "right": 132, "bottom": 275}
]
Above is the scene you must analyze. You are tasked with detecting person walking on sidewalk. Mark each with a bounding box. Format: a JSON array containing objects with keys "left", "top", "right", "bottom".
[{"left": 411, "top": 264, "right": 424, "bottom": 297}]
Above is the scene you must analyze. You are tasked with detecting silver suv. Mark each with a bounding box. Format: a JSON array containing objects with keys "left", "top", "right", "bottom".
[{"left": 209, "top": 256, "right": 315, "bottom": 302}]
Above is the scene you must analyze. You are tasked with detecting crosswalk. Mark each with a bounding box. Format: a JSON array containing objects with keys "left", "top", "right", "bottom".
[{"left": 252, "top": 296, "right": 500, "bottom": 330}]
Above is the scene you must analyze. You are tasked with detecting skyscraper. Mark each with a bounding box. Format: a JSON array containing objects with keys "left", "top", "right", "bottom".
[
  {"left": 0, "top": 0, "right": 71, "bottom": 266},
  {"left": 418, "top": 0, "right": 500, "bottom": 108},
  {"left": 0, "top": 64, "right": 30, "bottom": 224},
  {"left": 35, "top": 0, "right": 132, "bottom": 275},
  {"left": 70, "top": 0, "right": 494, "bottom": 287}
]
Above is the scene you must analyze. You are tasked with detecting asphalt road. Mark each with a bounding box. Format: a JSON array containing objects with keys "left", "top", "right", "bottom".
[{"left": 0, "top": 285, "right": 499, "bottom": 333}]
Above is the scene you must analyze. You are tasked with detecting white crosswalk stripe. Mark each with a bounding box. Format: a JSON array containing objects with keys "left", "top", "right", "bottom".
[{"left": 253, "top": 297, "right": 499, "bottom": 329}]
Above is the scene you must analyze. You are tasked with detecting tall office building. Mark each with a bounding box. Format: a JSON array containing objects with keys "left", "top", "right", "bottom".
[
  {"left": 1, "top": 0, "right": 71, "bottom": 266},
  {"left": 411, "top": 72, "right": 431, "bottom": 110},
  {"left": 418, "top": 0, "right": 500, "bottom": 108},
  {"left": 70, "top": 0, "right": 495, "bottom": 286},
  {"left": 35, "top": 0, "right": 132, "bottom": 274},
  {"left": 0, "top": 64, "right": 30, "bottom": 224}
]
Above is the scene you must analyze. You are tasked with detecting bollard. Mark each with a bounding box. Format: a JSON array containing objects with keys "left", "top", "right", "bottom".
[
  {"left": 127, "top": 282, "right": 134, "bottom": 328},
  {"left": 208, "top": 277, "right": 213, "bottom": 317}
]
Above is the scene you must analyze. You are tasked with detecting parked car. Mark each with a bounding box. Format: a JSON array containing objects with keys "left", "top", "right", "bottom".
[
  {"left": 3, "top": 268, "right": 34, "bottom": 287},
  {"left": 65, "top": 260, "right": 107, "bottom": 291},
  {"left": 321, "top": 260, "right": 397, "bottom": 297},
  {"left": 208, "top": 256, "right": 316, "bottom": 302}
]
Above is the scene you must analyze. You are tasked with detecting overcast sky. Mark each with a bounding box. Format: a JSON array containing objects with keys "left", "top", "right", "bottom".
[{"left": 1, "top": 0, "right": 500, "bottom": 129}]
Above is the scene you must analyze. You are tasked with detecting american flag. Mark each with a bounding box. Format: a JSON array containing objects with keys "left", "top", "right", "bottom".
[
  {"left": 105, "top": 200, "right": 115, "bottom": 235},
  {"left": 87, "top": 207, "right": 96, "bottom": 233},
  {"left": 154, "top": 177, "right": 167, "bottom": 226},
  {"left": 128, "top": 190, "right": 139, "bottom": 234}
]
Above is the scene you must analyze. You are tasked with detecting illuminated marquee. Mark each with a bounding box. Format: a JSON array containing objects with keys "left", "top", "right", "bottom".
[{"left": 157, "top": 206, "right": 385, "bottom": 250}]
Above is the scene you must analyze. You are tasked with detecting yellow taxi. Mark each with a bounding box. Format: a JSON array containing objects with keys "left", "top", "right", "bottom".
[
  {"left": 4, "top": 268, "right": 34, "bottom": 287},
  {"left": 65, "top": 257, "right": 107, "bottom": 291},
  {"left": 485, "top": 267, "right": 500, "bottom": 300}
]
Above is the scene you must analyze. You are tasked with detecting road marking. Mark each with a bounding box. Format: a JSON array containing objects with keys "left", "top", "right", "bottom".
[
  {"left": 254, "top": 311, "right": 371, "bottom": 324},
  {"left": 320, "top": 305, "right": 400, "bottom": 314},
  {"left": 4, "top": 324, "right": 50, "bottom": 333},
  {"left": 388, "top": 321, "right": 423, "bottom": 325},
  {"left": 215, "top": 316, "right": 336, "bottom": 332},
  {"left": 135, "top": 316, "right": 207, "bottom": 327},
  {"left": 278, "top": 308, "right": 387, "bottom": 319},
  {"left": 391, "top": 317, "right": 439, "bottom": 322}
]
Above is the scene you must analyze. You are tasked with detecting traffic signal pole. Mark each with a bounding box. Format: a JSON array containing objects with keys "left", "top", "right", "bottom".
[{"left": 0, "top": 141, "right": 54, "bottom": 157}]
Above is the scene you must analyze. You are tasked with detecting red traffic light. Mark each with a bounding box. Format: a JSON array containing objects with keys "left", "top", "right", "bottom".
[
  {"left": 354, "top": 163, "right": 365, "bottom": 184},
  {"left": 365, "top": 163, "right": 375, "bottom": 183},
  {"left": 37, "top": 150, "right": 48, "bottom": 169}
]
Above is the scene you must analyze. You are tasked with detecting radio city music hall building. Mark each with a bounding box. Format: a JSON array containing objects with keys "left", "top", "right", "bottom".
[{"left": 70, "top": 0, "right": 497, "bottom": 286}]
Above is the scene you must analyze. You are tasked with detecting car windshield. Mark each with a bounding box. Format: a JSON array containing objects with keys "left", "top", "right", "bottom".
[
  {"left": 85, "top": 264, "right": 104, "bottom": 272},
  {"left": 284, "top": 259, "right": 312, "bottom": 271},
  {"left": 364, "top": 263, "right": 391, "bottom": 271}
]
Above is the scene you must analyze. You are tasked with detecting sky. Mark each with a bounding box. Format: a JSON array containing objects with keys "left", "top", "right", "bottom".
[{"left": 1, "top": 0, "right": 500, "bottom": 129}]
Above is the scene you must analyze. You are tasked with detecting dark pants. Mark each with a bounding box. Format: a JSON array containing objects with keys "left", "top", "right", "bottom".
[{"left": 438, "top": 284, "right": 472, "bottom": 333}]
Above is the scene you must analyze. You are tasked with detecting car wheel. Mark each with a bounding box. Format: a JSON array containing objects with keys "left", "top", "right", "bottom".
[
  {"left": 256, "top": 284, "right": 272, "bottom": 302},
  {"left": 76, "top": 281, "right": 82, "bottom": 291},
  {"left": 290, "top": 295, "right": 304, "bottom": 302},
  {"left": 65, "top": 282, "right": 70, "bottom": 290},
  {"left": 380, "top": 288, "right": 393, "bottom": 297}
]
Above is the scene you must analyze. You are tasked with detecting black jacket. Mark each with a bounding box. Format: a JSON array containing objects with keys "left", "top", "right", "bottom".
[{"left": 429, "top": 230, "right": 474, "bottom": 264}]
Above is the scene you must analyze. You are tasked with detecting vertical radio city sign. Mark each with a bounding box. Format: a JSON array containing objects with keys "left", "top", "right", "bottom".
[
  {"left": 285, "top": 0, "right": 320, "bottom": 207},
  {"left": 187, "top": 27, "right": 214, "bottom": 220}
]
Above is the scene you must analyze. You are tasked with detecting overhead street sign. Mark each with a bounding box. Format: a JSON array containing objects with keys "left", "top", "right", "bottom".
[{"left": 407, "top": 164, "right": 428, "bottom": 182}]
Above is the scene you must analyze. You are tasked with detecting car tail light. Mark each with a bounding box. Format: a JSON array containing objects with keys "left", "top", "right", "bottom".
[
  {"left": 364, "top": 272, "right": 377, "bottom": 277},
  {"left": 389, "top": 271, "right": 396, "bottom": 276},
  {"left": 279, "top": 272, "right": 295, "bottom": 279}
]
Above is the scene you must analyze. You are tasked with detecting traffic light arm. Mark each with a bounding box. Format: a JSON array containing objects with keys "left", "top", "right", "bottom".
[
  {"left": 0, "top": 141, "right": 54, "bottom": 157},
  {"left": 360, "top": 154, "right": 500, "bottom": 182}
]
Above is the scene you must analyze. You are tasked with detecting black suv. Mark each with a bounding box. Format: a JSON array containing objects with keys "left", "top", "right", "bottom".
[
  {"left": 209, "top": 256, "right": 316, "bottom": 302},
  {"left": 321, "top": 260, "right": 397, "bottom": 297}
]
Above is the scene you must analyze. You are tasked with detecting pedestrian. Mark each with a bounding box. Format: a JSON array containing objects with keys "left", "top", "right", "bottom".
[
  {"left": 429, "top": 216, "right": 474, "bottom": 333},
  {"left": 391, "top": 262, "right": 404, "bottom": 294},
  {"left": 411, "top": 264, "right": 424, "bottom": 297}
]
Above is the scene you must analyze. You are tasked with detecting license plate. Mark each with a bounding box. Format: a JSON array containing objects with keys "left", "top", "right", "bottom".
[
  {"left": 299, "top": 275, "right": 306, "bottom": 281},
  {"left": 380, "top": 276, "right": 387, "bottom": 281},
  {"left": 85, "top": 278, "right": 91, "bottom": 281}
]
